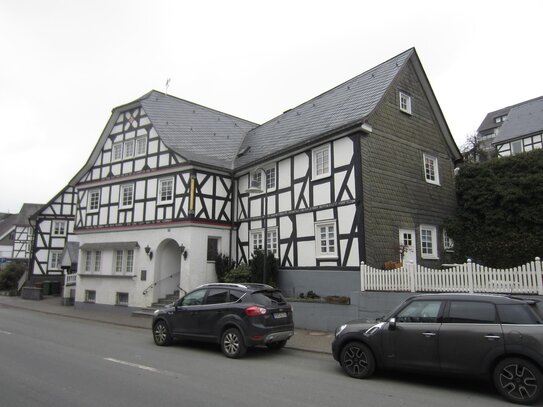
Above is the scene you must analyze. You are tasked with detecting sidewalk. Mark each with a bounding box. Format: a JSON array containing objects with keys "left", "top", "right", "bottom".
[{"left": 0, "top": 295, "right": 333, "bottom": 354}]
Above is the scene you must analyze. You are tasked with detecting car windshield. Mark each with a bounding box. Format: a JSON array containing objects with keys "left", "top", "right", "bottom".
[{"left": 252, "top": 290, "right": 287, "bottom": 306}]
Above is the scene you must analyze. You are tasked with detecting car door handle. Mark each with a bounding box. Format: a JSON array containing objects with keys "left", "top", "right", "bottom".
[
  {"left": 484, "top": 335, "right": 501, "bottom": 341},
  {"left": 422, "top": 332, "right": 437, "bottom": 337}
]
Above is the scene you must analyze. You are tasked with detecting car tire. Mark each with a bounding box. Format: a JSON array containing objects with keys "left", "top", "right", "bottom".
[
  {"left": 153, "top": 320, "right": 172, "bottom": 346},
  {"left": 340, "top": 341, "right": 375, "bottom": 379},
  {"left": 267, "top": 340, "right": 287, "bottom": 350},
  {"left": 221, "top": 328, "right": 247, "bottom": 358},
  {"left": 493, "top": 358, "right": 542, "bottom": 405}
]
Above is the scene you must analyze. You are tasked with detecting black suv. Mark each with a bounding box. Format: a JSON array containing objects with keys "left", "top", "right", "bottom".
[
  {"left": 152, "top": 283, "right": 294, "bottom": 358},
  {"left": 332, "top": 294, "right": 543, "bottom": 405}
]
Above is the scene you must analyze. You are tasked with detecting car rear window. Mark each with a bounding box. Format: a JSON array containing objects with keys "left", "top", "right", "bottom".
[
  {"left": 251, "top": 290, "right": 286, "bottom": 306},
  {"left": 444, "top": 301, "right": 497, "bottom": 324},
  {"left": 498, "top": 304, "right": 542, "bottom": 324}
]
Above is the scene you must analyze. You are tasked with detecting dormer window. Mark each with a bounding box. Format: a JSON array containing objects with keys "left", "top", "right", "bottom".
[
  {"left": 399, "top": 91, "right": 412, "bottom": 114},
  {"left": 494, "top": 115, "right": 507, "bottom": 124}
]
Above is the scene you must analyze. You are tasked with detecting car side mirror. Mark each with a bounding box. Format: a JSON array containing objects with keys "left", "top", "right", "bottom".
[{"left": 388, "top": 317, "right": 397, "bottom": 331}]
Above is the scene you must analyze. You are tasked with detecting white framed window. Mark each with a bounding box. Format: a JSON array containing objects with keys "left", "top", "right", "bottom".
[
  {"left": 312, "top": 144, "right": 331, "bottom": 180},
  {"left": 315, "top": 221, "right": 337, "bottom": 258},
  {"left": 88, "top": 189, "right": 100, "bottom": 213},
  {"left": 420, "top": 225, "right": 438, "bottom": 259},
  {"left": 136, "top": 136, "right": 147, "bottom": 156},
  {"left": 511, "top": 140, "right": 523, "bottom": 155},
  {"left": 399, "top": 91, "right": 412, "bottom": 114},
  {"left": 52, "top": 220, "right": 66, "bottom": 236},
  {"left": 84, "top": 251, "right": 92, "bottom": 272},
  {"left": 85, "top": 290, "right": 96, "bottom": 303},
  {"left": 250, "top": 229, "right": 278, "bottom": 256},
  {"left": 250, "top": 230, "right": 264, "bottom": 253},
  {"left": 116, "top": 292, "right": 129, "bottom": 306},
  {"left": 115, "top": 250, "right": 123, "bottom": 273},
  {"left": 112, "top": 143, "right": 123, "bottom": 161},
  {"left": 114, "top": 249, "right": 135, "bottom": 274},
  {"left": 94, "top": 251, "right": 102, "bottom": 272},
  {"left": 120, "top": 184, "right": 134, "bottom": 209},
  {"left": 423, "top": 153, "right": 440, "bottom": 185},
  {"left": 250, "top": 167, "right": 276, "bottom": 192},
  {"left": 49, "top": 251, "right": 62, "bottom": 270},
  {"left": 124, "top": 140, "right": 135, "bottom": 158},
  {"left": 443, "top": 229, "right": 454, "bottom": 251},
  {"left": 158, "top": 177, "right": 174, "bottom": 204}
]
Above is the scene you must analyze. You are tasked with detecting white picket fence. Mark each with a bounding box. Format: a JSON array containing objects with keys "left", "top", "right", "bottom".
[{"left": 361, "top": 258, "right": 543, "bottom": 295}]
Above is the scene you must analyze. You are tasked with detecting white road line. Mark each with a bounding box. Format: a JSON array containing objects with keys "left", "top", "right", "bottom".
[
  {"left": 0, "top": 329, "right": 12, "bottom": 335},
  {"left": 104, "top": 357, "right": 189, "bottom": 380},
  {"left": 104, "top": 358, "right": 160, "bottom": 373}
]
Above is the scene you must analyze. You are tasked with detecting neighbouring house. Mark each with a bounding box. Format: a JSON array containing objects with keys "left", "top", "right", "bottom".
[
  {"left": 476, "top": 95, "right": 543, "bottom": 158},
  {"left": 36, "top": 47, "right": 462, "bottom": 308},
  {"left": 28, "top": 186, "right": 78, "bottom": 286},
  {"left": 0, "top": 203, "right": 43, "bottom": 265}
]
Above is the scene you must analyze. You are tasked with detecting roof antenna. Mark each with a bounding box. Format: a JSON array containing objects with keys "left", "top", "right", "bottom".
[{"left": 165, "top": 78, "right": 171, "bottom": 95}]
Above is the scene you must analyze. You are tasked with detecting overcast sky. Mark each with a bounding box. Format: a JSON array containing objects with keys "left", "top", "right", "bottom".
[{"left": 1, "top": 0, "right": 542, "bottom": 213}]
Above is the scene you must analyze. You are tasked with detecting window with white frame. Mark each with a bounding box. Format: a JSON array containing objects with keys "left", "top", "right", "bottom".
[
  {"left": 114, "top": 250, "right": 134, "bottom": 274},
  {"left": 116, "top": 292, "right": 129, "bottom": 306},
  {"left": 49, "top": 251, "right": 62, "bottom": 269},
  {"left": 94, "top": 251, "right": 102, "bottom": 272},
  {"left": 85, "top": 290, "right": 96, "bottom": 303},
  {"left": 250, "top": 229, "right": 278, "bottom": 256},
  {"left": 112, "top": 143, "right": 123, "bottom": 161},
  {"left": 315, "top": 221, "right": 337, "bottom": 258},
  {"left": 88, "top": 189, "right": 100, "bottom": 213},
  {"left": 423, "top": 154, "right": 440, "bottom": 185},
  {"left": 84, "top": 251, "right": 92, "bottom": 272},
  {"left": 265, "top": 167, "right": 276, "bottom": 190},
  {"left": 120, "top": 184, "right": 134, "bottom": 208},
  {"left": 251, "top": 167, "right": 276, "bottom": 192},
  {"left": 420, "top": 225, "right": 438, "bottom": 259},
  {"left": 124, "top": 140, "right": 135, "bottom": 158},
  {"left": 399, "top": 91, "right": 412, "bottom": 114},
  {"left": 158, "top": 178, "right": 174, "bottom": 204},
  {"left": 52, "top": 220, "right": 66, "bottom": 236},
  {"left": 443, "top": 229, "right": 454, "bottom": 251},
  {"left": 136, "top": 136, "right": 147, "bottom": 156},
  {"left": 312, "top": 144, "right": 330, "bottom": 180}
]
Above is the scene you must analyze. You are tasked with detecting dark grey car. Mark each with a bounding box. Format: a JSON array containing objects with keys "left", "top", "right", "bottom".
[{"left": 332, "top": 294, "right": 543, "bottom": 405}]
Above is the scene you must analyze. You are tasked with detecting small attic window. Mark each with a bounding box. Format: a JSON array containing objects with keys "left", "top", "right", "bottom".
[
  {"left": 237, "top": 146, "right": 251, "bottom": 157},
  {"left": 494, "top": 115, "right": 507, "bottom": 124},
  {"left": 399, "top": 91, "right": 412, "bottom": 114}
]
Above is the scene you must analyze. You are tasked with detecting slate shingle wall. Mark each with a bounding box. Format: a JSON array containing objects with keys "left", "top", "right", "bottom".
[{"left": 361, "top": 60, "right": 456, "bottom": 268}]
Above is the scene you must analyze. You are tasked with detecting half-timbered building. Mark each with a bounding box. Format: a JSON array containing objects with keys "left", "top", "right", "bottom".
[{"left": 42, "top": 48, "right": 461, "bottom": 308}]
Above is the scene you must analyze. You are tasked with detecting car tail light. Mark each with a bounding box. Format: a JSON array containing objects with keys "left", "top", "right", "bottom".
[{"left": 245, "top": 306, "right": 267, "bottom": 316}]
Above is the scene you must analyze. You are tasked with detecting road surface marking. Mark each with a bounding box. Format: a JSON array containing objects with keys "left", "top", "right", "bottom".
[
  {"left": 104, "top": 358, "right": 160, "bottom": 373},
  {"left": 0, "top": 329, "right": 12, "bottom": 335}
]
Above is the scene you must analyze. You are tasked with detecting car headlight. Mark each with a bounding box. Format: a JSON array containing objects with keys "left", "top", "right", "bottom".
[{"left": 335, "top": 324, "right": 347, "bottom": 337}]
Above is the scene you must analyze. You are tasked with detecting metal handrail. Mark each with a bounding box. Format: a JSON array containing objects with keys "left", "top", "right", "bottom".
[{"left": 142, "top": 272, "right": 180, "bottom": 296}]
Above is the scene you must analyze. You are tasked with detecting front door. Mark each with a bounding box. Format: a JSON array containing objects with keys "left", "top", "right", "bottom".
[{"left": 399, "top": 229, "right": 417, "bottom": 266}]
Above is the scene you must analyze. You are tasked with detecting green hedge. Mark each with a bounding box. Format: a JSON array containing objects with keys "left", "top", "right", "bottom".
[{"left": 446, "top": 149, "right": 543, "bottom": 267}]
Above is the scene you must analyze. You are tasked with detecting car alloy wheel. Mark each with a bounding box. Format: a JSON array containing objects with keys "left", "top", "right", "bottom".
[
  {"left": 153, "top": 320, "right": 172, "bottom": 346},
  {"left": 340, "top": 342, "right": 375, "bottom": 379},
  {"left": 494, "top": 358, "right": 542, "bottom": 405},
  {"left": 221, "top": 328, "right": 247, "bottom": 358}
]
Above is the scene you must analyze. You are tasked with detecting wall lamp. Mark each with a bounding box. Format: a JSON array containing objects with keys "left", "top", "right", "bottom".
[
  {"left": 145, "top": 245, "right": 153, "bottom": 260},
  {"left": 180, "top": 244, "right": 188, "bottom": 260}
]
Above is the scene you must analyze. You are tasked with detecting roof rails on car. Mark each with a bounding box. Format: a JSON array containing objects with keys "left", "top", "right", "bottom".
[{"left": 197, "top": 283, "right": 248, "bottom": 289}]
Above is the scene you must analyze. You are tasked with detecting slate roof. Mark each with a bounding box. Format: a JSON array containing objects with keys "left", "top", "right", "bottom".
[
  {"left": 234, "top": 48, "right": 414, "bottom": 168},
  {"left": 493, "top": 96, "right": 543, "bottom": 144},
  {"left": 138, "top": 92, "right": 258, "bottom": 170},
  {"left": 0, "top": 213, "right": 17, "bottom": 242},
  {"left": 0, "top": 203, "right": 41, "bottom": 243},
  {"left": 477, "top": 106, "right": 512, "bottom": 134}
]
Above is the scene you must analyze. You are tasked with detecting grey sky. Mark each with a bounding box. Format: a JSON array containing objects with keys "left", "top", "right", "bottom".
[{"left": 1, "top": 0, "right": 542, "bottom": 213}]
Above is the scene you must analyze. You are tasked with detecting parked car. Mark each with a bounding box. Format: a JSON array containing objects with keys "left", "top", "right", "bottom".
[
  {"left": 332, "top": 294, "right": 543, "bottom": 405},
  {"left": 152, "top": 283, "right": 294, "bottom": 358}
]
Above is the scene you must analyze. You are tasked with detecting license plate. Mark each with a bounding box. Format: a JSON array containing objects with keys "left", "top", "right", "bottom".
[{"left": 273, "top": 312, "right": 287, "bottom": 319}]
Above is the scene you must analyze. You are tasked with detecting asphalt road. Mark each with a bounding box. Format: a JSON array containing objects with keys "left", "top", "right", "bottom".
[{"left": 0, "top": 305, "right": 534, "bottom": 407}]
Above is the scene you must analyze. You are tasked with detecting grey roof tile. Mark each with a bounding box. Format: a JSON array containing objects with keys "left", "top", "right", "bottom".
[
  {"left": 234, "top": 49, "right": 414, "bottom": 168},
  {"left": 139, "top": 92, "right": 258, "bottom": 170},
  {"left": 493, "top": 96, "right": 543, "bottom": 144}
]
